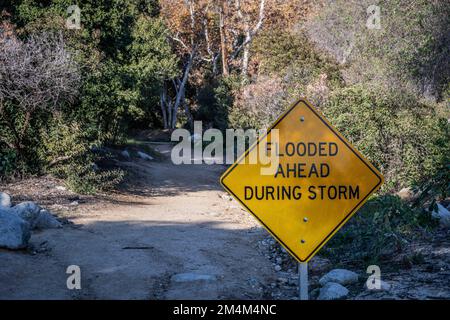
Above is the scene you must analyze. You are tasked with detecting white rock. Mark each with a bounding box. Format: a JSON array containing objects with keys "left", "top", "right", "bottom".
[
  {"left": 137, "top": 151, "right": 153, "bottom": 161},
  {"left": 171, "top": 273, "right": 217, "bottom": 282},
  {"left": 0, "top": 192, "right": 12, "bottom": 208},
  {"left": 319, "top": 269, "right": 359, "bottom": 286},
  {"left": 396, "top": 187, "right": 415, "bottom": 201},
  {"left": 0, "top": 209, "right": 31, "bottom": 249},
  {"left": 432, "top": 203, "right": 450, "bottom": 227},
  {"left": 318, "top": 282, "right": 349, "bottom": 300},
  {"left": 10, "top": 201, "right": 41, "bottom": 229},
  {"left": 55, "top": 186, "right": 66, "bottom": 191},
  {"left": 274, "top": 265, "right": 282, "bottom": 272},
  {"left": 364, "top": 279, "right": 391, "bottom": 292},
  {"left": 34, "top": 209, "right": 62, "bottom": 229}
]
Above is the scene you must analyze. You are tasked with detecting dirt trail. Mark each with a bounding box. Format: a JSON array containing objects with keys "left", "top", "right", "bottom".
[{"left": 0, "top": 154, "right": 276, "bottom": 299}]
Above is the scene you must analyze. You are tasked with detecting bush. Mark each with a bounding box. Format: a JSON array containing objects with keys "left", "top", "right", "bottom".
[
  {"left": 40, "top": 117, "right": 124, "bottom": 194},
  {"left": 307, "top": 0, "right": 450, "bottom": 100},
  {"left": 323, "top": 84, "right": 449, "bottom": 191},
  {"left": 323, "top": 194, "right": 437, "bottom": 264},
  {"left": 196, "top": 75, "right": 242, "bottom": 130},
  {"left": 0, "top": 147, "right": 17, "bottom": 179}
]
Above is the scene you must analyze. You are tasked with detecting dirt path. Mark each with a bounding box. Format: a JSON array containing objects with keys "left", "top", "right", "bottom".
[{"left": 0, "top": 156, "right": 277, "bottom": 299}]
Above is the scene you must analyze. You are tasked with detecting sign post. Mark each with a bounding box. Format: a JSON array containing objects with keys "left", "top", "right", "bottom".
[
  {"left": 220, "top": 98, "right": 384, "bottom": 298},
  {"left": 299, "top": 262, "right": 308, "bottom": 300}
]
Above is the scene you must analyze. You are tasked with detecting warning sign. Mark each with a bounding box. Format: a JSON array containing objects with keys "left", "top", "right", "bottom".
[{"left": 220, "top": 99, "right": 384, "bottom": 262}]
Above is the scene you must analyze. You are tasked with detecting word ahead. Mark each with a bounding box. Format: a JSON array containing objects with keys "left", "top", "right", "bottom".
[{"left": 220, "top": 98, "right": 383, "bottom": 262}]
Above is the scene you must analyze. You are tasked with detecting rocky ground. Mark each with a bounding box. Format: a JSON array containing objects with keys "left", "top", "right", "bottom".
[{"left": 0, "top": 143, "right": 449, "bottom": 300}]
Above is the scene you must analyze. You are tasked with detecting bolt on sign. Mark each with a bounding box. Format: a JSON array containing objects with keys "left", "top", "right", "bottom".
[{"left": 220, "top": 99, "right": 384, "bottom": 262}]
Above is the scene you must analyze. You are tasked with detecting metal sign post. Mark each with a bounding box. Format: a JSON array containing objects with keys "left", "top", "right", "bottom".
[{"left": 299, "top": 262, "right": 308, "bottom": 300}]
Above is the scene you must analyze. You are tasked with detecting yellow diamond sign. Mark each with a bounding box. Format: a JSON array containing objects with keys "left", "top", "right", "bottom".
[{"left": 220, "top": 99, "right": 384, "bottom": 262}]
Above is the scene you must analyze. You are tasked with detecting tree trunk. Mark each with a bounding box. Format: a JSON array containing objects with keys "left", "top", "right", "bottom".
[
  {"left": 242, "top": 32, "right": 251, "bottom": 77},
  {"left": 171, "top": 50, "right": 195, "bottom": 129},
  {"left": 219, "top": 3, "right": 229, "bottom": 76},
  {"left": 160, "top": 86, "right": 168, "bottom": 129}
]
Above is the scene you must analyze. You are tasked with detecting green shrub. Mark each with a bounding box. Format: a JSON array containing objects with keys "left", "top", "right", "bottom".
[
  {"left": 323, "top": 84, "right": 449, "bottom": 191},
  {"left": 196, "top": 75, "right": 242, "bottom": 130},
  {"left": 40, "top": 117, "right": 124, "bottom": 194},
  {"left": 323, "top": 194, "right": 437, "bottom": 264},
  {"left": 0, "top": 148, "right": 17, "bottom": 179},
  {"left": 308, "top": 0, "right": 450, "bottom": 100}
]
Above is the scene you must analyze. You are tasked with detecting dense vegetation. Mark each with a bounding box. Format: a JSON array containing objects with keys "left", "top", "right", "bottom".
[{"left": 0, "top": 1, "right": 448, "bottom": 259}]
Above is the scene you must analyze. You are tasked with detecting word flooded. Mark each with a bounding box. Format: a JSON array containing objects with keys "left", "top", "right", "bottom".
[{"left": 268, "top": 141, "right": 338, "bottom": 157}]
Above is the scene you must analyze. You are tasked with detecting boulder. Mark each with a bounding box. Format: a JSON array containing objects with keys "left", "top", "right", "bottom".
[
  {"left": 432, "top": 203, "right": 450, "bottom": 227},
  {"left": 0, "top": 208, "right": 31, "bottom": 249},
  {"left": 10, "top": 201, "right": 41, "bottom": 229},
  {"left": 0, "top": 192, "right": 12, "bottom": 208},
  {"left": 137, "top": 151, "right": 153, "bottom": 161},
  {"left": 319, "top": 269, "right": 359, "bottom": 286},
  {"left": 318, "top": 282, "right": 349, "bottom": 300},
  {"left": 34, "top": 209, "right": 62, "bottom": 229}
]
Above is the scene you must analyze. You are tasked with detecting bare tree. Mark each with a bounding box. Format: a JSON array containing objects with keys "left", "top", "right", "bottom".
[{"left": 0, "top": 31, "right": 80, "bottom": 155}]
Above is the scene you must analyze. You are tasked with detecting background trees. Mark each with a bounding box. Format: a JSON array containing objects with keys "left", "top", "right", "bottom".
[
  {"left": 0, "top": 0, "right": 448, "bottom": 197},
  {"left": 0, "top": 31, "right": 80, "bottom": 172}
]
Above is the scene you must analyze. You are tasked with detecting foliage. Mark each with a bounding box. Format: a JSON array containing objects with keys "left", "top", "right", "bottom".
[
  {"left": 412, "top": 163, "right": 450, "bottom": 213},
  {"left": 323, "top": 84, "right": 449, "bottom": 192},
  {"left": 196, "top": 75, "right": 242, "bottom": 130},
  {"left": 0, "top": 147, "right": 17, "bottom": 179},
  {"left": 308, "top": 0, "right": 450, "bottom": 100},
  {"left": 228, "top": 29, "right": 342, "bottom": 129},
  {"left": 40, "top": 117, "right": 124, "bottom": 194},
  {"left": 323, "top": 194, "right": 437, "bottom": 264},
  {"left": 0, "top": 31, "right": 80, "bottom": 173}
]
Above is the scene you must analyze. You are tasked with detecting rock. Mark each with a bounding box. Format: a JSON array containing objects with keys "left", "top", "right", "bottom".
[
  {"left": 319, "top": 269, "right": 359, "bottom": 286},
  {"left": 432, "top": 203, "right": 450, "bottom": 227},
  {"left": 120, "top": 150, "right": 131, "bottom": 159},
  {"left": 0, "top": 209, "right": 31, "bottom": 249},
  {"left": 0, "top": 192, "right": 12, "bottom": 208},
  {"left": 55, "top": 186, "right": 66, "bottom": 191},
  {"left": 171, "top": 273, "right": 217, "bottom": 282},
  {"left": 318, "top": 282, "right": 349, "bottom": 300},
  {"left": 364, "top": 279, "right": 391, "bottom": 292},
  {"left": 10, "top": 201, "right": 41, "bottom": 229},
  {"left": 274, "top": 265, "right": 282, "bottom": 272},
  {"left": 137, "top": 151, "right": 153, "bottom": 161},
  {"left": 34, "top": 209, "right": 62, "bottom": 229},
  {"left": 396, "top": 187, "right": 416, "bottom": 201}
]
